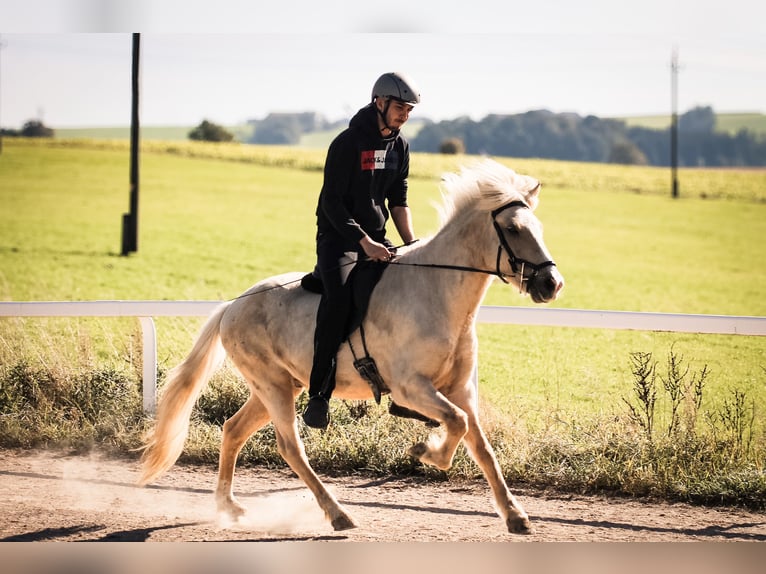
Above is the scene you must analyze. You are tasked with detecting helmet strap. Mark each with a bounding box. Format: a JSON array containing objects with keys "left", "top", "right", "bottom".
[{"left": 375, "top": 98, "right": 398, "bottom": 137}]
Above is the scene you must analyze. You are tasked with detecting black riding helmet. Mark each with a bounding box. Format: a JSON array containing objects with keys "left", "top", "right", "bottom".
[{"left": 371, "top": 72, "right": 421, "bottom": 134}]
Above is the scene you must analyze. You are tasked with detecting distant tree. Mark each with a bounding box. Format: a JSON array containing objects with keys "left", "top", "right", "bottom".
[
  {"left": 679, "top": 106, "right": 715, "bottom": 134},
  {"left": 439, "top": 137, "right": 465, "bottom": 154},
  {"left": 20, "top": 120, "right": 54, "bottom": 138},
  {"left": 626, "top": 126, "right": 669, "bottom": 166},
  {"left": 188, "top": 120, "right": 234, "bottom": 142},
  {"left": 291, "top": 112, "right": 330, "bottom": 132},
  {"left": 608, "top": 140, "right": 649, "bottom": 165},
  {"left": 250, "top": 114, "right": 303, "bottom": 145}
]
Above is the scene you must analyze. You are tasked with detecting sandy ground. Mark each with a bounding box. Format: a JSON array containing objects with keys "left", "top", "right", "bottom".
[{"left": 0, "top": 449, "right": 764, "bottom": 544}]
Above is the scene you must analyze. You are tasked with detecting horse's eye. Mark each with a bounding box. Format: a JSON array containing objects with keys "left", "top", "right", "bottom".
[{"left": 506, "top": 225, "right": 520, "bottom": 236}]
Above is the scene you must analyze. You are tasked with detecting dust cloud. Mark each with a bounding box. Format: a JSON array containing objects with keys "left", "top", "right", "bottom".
[{"left": 47, "top": 452, "right": 329, "bottom": 536}]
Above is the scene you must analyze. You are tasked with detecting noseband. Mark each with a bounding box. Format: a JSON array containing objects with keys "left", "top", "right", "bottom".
[{"left": 491, "top": 200, "right": 557, "bottom": 286}]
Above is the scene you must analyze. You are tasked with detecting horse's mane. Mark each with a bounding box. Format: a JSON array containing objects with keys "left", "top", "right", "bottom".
[{"left": 436, "top": 159, "right": 540, "bottom": 228}]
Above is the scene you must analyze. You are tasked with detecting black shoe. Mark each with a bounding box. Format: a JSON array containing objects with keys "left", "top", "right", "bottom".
[{"left": 303, "top": 396, "right": 330, "bottom": 429}]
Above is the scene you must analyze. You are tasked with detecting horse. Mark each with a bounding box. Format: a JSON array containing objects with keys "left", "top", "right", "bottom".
[{"left": 138, "top": 158, "right": 565, "bottom": 535}]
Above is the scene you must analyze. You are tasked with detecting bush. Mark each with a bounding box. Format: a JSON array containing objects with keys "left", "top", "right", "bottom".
[
  {"left": 439, "top": 137, "right": 465, "bottom": 155},
  {"left": 608, "top": 140, "right": 649, "bottom": 165},
  {"left": 20, "top": 120, "right": 54, "bottom": 138},
  {"left": 188, "top": 120, "right": 234, "bottom": 142},
  {"left": 0, "top": 361, "right": 143, "bottom": 450},
  {"left": 1, "top": 347, "right": 763, "bottom": 509},
  {"left": 194, "top": 374, "right": 248, "bottom": 425}
]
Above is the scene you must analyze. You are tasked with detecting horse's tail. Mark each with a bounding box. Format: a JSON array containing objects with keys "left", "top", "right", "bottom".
[{"left": 138, "top": 301, "right": 230, "bottom": 485}]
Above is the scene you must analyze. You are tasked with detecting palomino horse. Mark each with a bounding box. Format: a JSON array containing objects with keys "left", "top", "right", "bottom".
[{"left": 139, "top": 158, "right": 564, "bottom": 535}]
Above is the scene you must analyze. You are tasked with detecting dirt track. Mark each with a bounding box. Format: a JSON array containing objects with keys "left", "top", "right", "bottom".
[{"left": 1, "top": 449, "right": 764, "bottom": 543}]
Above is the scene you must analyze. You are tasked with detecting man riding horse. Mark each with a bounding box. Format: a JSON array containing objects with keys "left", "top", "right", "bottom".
[{"left": 302, "top": 72, "right": 421, "bottom": 429}]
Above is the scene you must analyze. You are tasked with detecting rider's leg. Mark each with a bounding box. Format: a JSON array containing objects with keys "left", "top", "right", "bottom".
[{"left": 303, "top": 242, "right": 353, "bottom": 429}]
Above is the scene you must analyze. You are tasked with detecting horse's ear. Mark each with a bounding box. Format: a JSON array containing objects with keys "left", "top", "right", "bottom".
[{"left": 519, "top": 175, "right": 541, "bottom": 210}]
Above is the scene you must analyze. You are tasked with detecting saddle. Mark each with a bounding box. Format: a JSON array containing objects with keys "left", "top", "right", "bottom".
[
  {"left": 300, "top": 259, "right": 386, "bottom": 336},
  {"left": 300, "top": 262, "right": 439, "bottom": 427}
]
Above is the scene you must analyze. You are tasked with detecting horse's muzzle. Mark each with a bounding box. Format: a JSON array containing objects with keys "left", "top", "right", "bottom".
[{"left": 528, "top": 266, "right": 564, "bottom": 303}]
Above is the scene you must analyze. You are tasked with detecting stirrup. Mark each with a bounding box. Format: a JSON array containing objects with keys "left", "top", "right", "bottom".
[{"left": 353, "top": 356, "right": 386, "bottom": 404}]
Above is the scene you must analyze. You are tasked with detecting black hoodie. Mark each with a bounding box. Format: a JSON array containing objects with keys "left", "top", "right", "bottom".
[{"left": 315, "top": 104, "right": 410, "bottom": 249}]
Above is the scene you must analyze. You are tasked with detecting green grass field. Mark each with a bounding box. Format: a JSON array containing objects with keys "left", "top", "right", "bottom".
[
  {"left": 2, "top": 137, "right": 764, "bottom": 419},
  {"left": 2, "top": 137, "right": 765, "bottom": 505}
]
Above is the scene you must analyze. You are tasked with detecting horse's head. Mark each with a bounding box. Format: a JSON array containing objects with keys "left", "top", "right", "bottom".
[
  {"left": 491, "top": 193, "right": 564, "bottom": 303},
  {"left": 436, "top": 159, "right": 564, "bottom": 302},
  {"left": 467, "top": 160, "right": 565, "bottom": 303}
]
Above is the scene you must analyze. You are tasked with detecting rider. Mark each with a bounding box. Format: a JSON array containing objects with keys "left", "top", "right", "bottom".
[{"left": 302, "top": 72, "right": 421, "bottom": 429}]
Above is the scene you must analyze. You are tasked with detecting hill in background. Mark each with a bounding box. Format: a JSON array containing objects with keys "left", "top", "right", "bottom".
[
  {"left": 50, "top": 109, "right": 766, "bottom": 167},
  {"left": 53, "top": 111, "right": 766, "bottom": 146},
  {"left": 619, "top": 111, "right": 766, "bottom": 135}
]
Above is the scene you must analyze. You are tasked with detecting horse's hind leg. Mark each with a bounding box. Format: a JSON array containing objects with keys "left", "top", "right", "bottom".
[
  {"left": 272, "top": 424, "right": 356, "bottom": 531},
  {"left": 216, "top": 393, "right": 271, "bottom": 521},
  {"left": 448, "top": 385, "right": 533, "bottom": 535}
]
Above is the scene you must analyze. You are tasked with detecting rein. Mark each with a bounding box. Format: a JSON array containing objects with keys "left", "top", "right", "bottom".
[
  {"left": 387, "top": 259, "right": 508, "bottom": 279},
  {"left": 390, "top": 200, "right": 557, "bottom": 287},
  {"left": 232, "top": 200, "right": 556, "bottom": 302}
]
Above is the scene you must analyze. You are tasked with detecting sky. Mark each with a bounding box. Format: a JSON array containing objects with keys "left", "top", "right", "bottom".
[{"left": 1, "top": 1, "right": 765, "bottom": 129}]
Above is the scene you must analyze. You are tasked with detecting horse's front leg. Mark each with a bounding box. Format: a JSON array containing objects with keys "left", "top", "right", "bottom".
[
  {"left": 391, "top": 374, "right": 469, "bottom": 471},
  {"left": 448, "top": 384, "right": 533, "bottom": 535}
]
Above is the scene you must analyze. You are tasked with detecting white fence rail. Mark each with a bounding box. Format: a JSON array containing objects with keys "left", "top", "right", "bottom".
[{"left": 2, "top": 301, "right": 765, "bottom": 414}]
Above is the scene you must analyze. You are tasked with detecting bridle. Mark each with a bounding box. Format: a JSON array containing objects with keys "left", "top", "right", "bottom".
[
  {"left": 490, "top": 200, "right": 557, "bottom": 286},
  {"left": 388, "top": 199, "right": 557, "bottom": 289}
]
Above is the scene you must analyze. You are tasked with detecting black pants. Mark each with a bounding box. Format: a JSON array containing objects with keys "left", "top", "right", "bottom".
[
  {"left": 307, "top": 234, "right": 356, "bottom": 400},
  {"left": 308, "top": 232, "right": 392, "bottom": 399}
]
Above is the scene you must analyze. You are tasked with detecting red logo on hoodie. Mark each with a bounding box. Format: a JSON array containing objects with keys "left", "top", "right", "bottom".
[{"left": 361, "top": 150, "right": 387, "bottom": 171}]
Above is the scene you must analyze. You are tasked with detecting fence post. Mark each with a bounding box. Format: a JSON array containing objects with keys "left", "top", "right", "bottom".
[{"left": 138, "top": 317, "right": 157, "bottom": 414}]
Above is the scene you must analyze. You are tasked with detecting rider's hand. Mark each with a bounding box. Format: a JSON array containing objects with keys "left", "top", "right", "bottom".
[{"left": 359, "top": 236, "right": 395, "bottom": 262}]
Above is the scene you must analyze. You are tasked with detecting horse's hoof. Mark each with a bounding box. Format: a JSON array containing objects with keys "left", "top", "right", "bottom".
[
  {"left": 217, "top": 499, "right": 247, "bottom": 522},
  {"left": 507, "top": 515, "right": 534, "bottom": 535},
  {"left": 331, "top": 514, "right": 357, "bottom": 531}
]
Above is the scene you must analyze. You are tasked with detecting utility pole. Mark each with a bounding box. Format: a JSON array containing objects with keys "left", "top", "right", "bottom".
[
  {"left": 670, "top": 45, "right": 680, "bottom": 199},
  {"left": 122, "top": 33, "right": 141, "bottom": 255},
  {"left": 0, "top": 35, "right": 6, "bottom": 155}
]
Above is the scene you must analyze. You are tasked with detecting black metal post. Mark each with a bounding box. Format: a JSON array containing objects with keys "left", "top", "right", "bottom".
[
  {"left": 0, "top": 35, "right": 6, "bottom": 156},
  {"left": 670, "top": 46, "right": 680, "bottom": 199},
  {"left": 122, "top": 33, "right": 141, "bottom": 255}
]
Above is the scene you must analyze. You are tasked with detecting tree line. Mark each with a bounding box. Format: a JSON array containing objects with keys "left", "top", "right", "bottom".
[
  {"left": 410, "top": 106, "right": 766, "bottom": 167},
  {"left": 241, "top": 106, "right": 765, "bottom": 167},
  {"left": 7, "top": 106, "right": 764, "bottom": 167}
]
